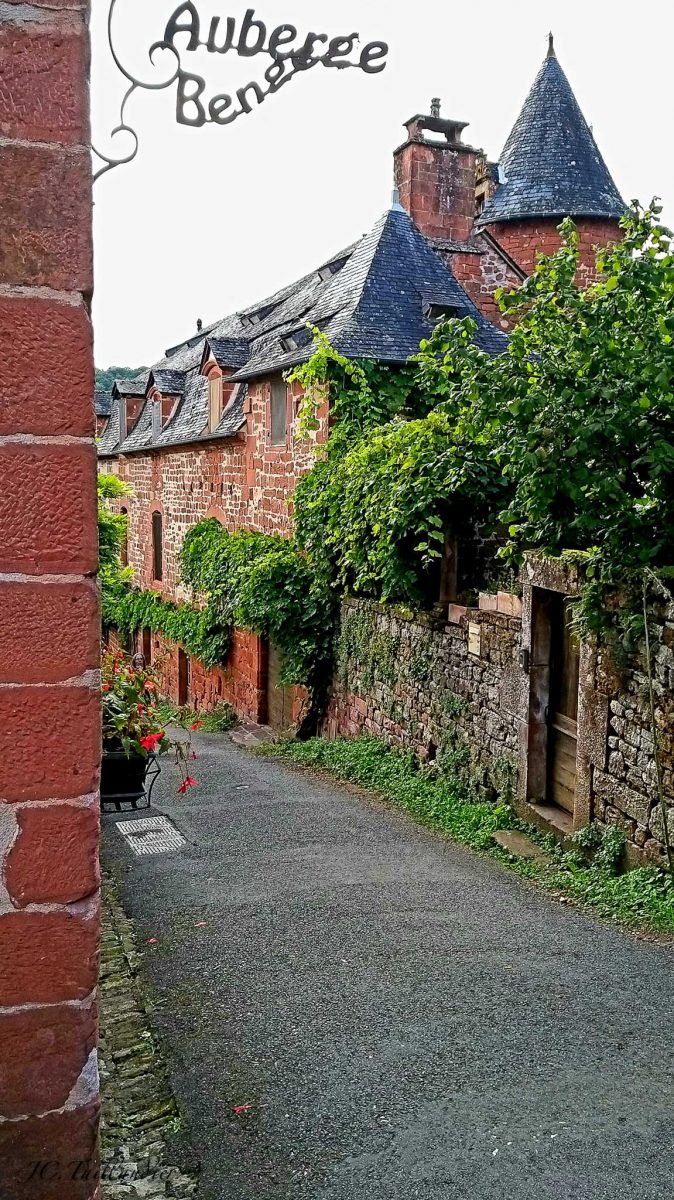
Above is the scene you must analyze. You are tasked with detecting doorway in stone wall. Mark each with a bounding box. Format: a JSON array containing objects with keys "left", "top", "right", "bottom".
[
  {"left": 547, "top": 593, "right": 580, "bottom": 816},
  {"left": 528, "top": 588, "right": 580, "bottom": 825},
  {"left": 178, "top": 649, "right": 190, "bottom": 708},
  {"left": 267, "top": 643, "right": 294, "bottom": 732}
]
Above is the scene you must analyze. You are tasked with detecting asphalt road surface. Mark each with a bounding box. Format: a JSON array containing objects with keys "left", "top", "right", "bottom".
[{"left": 102, "top": 733, "right": 674, "bottom": 1200}]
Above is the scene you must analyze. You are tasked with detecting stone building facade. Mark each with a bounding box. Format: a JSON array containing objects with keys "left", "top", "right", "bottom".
[
  {"left": 0, "top": 0, "right": 100, "bottom": 1193},
  {"left": 325, "top": 559, "right": 674, "bottom": 867}
]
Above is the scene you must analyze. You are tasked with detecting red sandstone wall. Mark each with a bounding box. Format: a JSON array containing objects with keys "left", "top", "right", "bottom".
[
  {"left": 0, "top": 1, "right": 100, "bottom": 1193},
  {"left": 448, "top": 241, "right": 522, "bottom": 327},
  {"left": 148, "top": 631, "right": 267, "bottom": 723},
  {"left": 484, "top": 217, "right": 620, "bottom": 284}
]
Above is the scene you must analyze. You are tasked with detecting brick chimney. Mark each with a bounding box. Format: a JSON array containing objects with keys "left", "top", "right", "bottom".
[{"left": 394, "top": 100, "right": 479, "bottom": 244}]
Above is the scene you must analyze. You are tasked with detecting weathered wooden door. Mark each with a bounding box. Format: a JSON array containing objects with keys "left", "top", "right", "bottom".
[
  {"left": 547, "top": 595, "right": 580, "bottom": 814},
  {"left": 178, "top": 648, "right": 190, "bottom": 708},
  {"left": 267, "top": 643, "right": 294, "bottom": 731}
]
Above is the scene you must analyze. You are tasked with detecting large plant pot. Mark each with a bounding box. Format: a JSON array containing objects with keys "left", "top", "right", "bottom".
[{"left": 101, "top": 748, "right": 158, "bottom": 811}]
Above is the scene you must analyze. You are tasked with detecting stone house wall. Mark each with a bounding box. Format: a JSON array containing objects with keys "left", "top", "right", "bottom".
[
  {"left": 484, "top": 217, "right": 620, "bottom": 285},
  {"left": 150, "top": 630, "right": 266, "bottom": 724},
  {"left": 102, "top": 377, "right": 323, "bottom": 726},
  {"left": 0, "top": 0, "right": 101, "bottom": 1192},
  {"left": 105, "top": 376, "right": 322, "bottom": 596},
  {"left": 325, "top": 565, "right": 674, "bottom": 868}
]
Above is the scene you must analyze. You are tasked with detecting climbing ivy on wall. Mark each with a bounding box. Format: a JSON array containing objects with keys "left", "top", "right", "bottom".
[
  {"left": 180, "top": 520, "right": 336, "bottom": 694},
  {"left": 101, "top": 585, "right": 230, "bottom": 668},
  {"left": 289, "top": 325, "right": 507, "bottom": 605},
  {"left": 293, "top": 204, "right": 674, "bottom": 642}
]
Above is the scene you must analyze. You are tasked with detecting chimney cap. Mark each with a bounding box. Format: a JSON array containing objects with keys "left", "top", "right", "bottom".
[
  {"left": 402, "top": 109, "right": 470, "bottom": 145},
  {"left": 197, "top": 318, "right": 203, "bottom": 332}
]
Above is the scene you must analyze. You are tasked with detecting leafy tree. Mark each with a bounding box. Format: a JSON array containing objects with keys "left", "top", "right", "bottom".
[
  {"left": 290, "top": 322, "right": 509, "bottom": 604},
  {"left": 98, "top": 472, "right": 131, "bottom": 589},
  {"left": 95, "top": 365, "right": 148, "bottom": 392},
  {"left": 415, "top": 203, "right": 674, "bottom": 636}
]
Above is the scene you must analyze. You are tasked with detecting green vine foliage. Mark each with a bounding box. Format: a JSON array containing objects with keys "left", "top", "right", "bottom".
[
  {"left": 290, "top": 204, "right": 674, "bottom": 639},
  {"left": 98, "top": 473, "right": 132, "bottom": 590},
  {"left": 102, "top": 584, "right": 230, "bottom": 668},
  {"left": 180, "top": 520, "right": 336, "bottom": 693},
  {"left": 289, "top": 324, "right": 507, "bottom": 604},
  {"left": 415, "top": 202, "right": 674, "bottom": 641}
]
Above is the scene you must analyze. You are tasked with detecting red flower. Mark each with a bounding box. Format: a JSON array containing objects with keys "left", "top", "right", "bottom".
[
  {"left": 137, "top": 704, "right": 145, "bottom": 714},
  {"left": 140, "top": 732, "right": 163, "bottom": 753},
  {"left": 190, "top": 721, "right": 203, "bottom": 731},
  {"left": 102, "top": 682, "right": 110, "bottom": 693},
  {"left": 144, "top": 680, "right": 157, "bottom": 692},
  {"left": 177, "top": 776, "right": 198, "bottom": 795}
]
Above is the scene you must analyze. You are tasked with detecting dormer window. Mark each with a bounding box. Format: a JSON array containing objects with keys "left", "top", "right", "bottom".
[
  {"left": 279, "top": 328, "right": 313, "bottom": 354},
  {"left": 124, "top": 397, "right": 143, "bottom": 436},
  {"left": 423, "top": 301, "right": 462, "bottom": 323},
  {"left": 317, "top": 255, "right": 349, "bottom": 282}
]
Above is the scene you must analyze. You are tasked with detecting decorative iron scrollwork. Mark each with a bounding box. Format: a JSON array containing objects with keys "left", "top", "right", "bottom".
[
  {"left": 93, "top": 1, "right": 389, "bottom": 182},
  {"left": 92, "top": 1, "right": 181, "bottom": 182}
]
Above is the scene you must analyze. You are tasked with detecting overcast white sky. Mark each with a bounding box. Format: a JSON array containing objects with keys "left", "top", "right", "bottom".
[{"left": 91, "top": 0, "right": 674, "bottom": 368}]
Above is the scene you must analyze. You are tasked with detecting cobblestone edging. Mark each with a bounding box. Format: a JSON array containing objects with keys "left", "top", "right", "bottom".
[{"left": 100, "top": 878, "right": 198, "bottom": 1199}]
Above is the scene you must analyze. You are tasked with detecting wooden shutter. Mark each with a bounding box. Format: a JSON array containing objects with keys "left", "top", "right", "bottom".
[{"left": 209, "top": 376, "right": 222, "bottom": 431}]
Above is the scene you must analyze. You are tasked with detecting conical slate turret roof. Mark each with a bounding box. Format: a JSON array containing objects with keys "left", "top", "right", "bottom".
[{"left": 479, "top": 40, "right": 625, "bottom": 224}]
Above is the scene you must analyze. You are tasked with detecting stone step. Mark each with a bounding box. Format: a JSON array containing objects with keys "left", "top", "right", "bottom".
[
  {"left": 230, "top": 722, "right": 275, "bottom": 748},
  {"left": 491, "top": 829, "right": 552, "bottom": 866}
]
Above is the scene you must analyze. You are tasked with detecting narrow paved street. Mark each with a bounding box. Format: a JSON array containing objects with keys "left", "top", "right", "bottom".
[{"left": 102, "top": 734, "right": 674, "bottom": 1200}]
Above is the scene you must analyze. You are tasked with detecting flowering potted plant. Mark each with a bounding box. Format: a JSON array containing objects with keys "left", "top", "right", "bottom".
[{"left": 101, "top": 649, "right": 197, "bottom": 807}]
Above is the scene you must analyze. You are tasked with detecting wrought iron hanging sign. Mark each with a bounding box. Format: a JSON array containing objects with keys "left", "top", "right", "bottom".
[{"left": 93, "top": 2, "right": 389, "bottom": 181}]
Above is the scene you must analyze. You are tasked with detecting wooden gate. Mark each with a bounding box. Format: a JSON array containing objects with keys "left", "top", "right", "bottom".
[{"left": 267, "top": 643, "right": 294, "bottom": 731}]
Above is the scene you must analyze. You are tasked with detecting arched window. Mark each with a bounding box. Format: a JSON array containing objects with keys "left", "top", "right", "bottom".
[
  {"left": 152, "top": 511, "right": 163, "bottom": 582},
  {"left": 119, "top": 506, "right": 128, "bottom": 567}
]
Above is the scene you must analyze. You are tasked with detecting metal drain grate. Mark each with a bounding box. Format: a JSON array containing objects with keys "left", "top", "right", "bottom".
[{"left": 116, "top": 815, "right": 186, "bottom": 857}]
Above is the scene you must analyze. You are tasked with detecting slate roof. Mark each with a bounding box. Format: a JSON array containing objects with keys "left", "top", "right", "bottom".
[
  {"left": 149, "top": 369, "right": 187, "bottom": 395},
  {"left": 478, "top": 43, "right": 625, "bottom": 225},
  {"left": 95, "top": 391, "right": 112, "bottom": 418},
  {"left": 112, "top": 374, "right": 150, "bottom": 398},
  {"left": 99, "top": 203, "right": 506, "bottom": 458},
  {"left": 203, "top": 337, "right": 250, "bottom": 370}
]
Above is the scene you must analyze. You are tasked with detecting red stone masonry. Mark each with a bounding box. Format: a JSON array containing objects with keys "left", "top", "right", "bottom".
[
  {"left": 104, "top": 377, "right": 322, "bottom": 723},
  {"left": 484, "top": 217, "right": 621, "bottom": 285},
  {"left": 0, "top": 0, "right": 100, "bottom": 1193}
]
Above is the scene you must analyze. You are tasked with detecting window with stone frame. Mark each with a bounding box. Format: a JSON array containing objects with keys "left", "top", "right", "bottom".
[
  {"left": 120, "top": 506, "right": 128, "bottom": 567},
  {"left": 208, "top": 374, "right": 223, "bottom": 432},
  {"left": 152, "top": 511, "right": 163, "bottom": 582},
  {"left": 270, "top": 375, "right": 288, "bottom": 446}
]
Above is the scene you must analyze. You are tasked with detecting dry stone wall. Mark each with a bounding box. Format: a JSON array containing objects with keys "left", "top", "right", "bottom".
[
  {"left": 325, "top": 587, "right": 674, "bottom": 868},
  {"left": 324, "top": 599, "right": 522, "bottom": 797}
]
